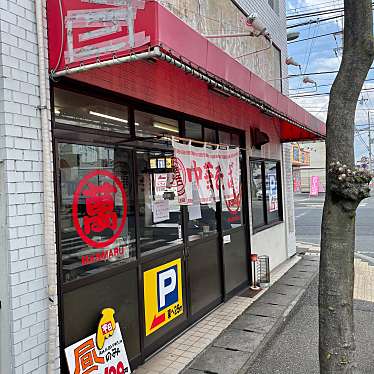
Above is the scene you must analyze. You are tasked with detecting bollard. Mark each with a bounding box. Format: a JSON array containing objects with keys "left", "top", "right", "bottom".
[{"left": 250, "top": 253, "right": 261, "bottom": 290}]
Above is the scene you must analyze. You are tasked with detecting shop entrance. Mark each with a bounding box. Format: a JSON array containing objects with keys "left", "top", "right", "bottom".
[{"left": 53, "top": 87, "right": 250, "bottom": 370}]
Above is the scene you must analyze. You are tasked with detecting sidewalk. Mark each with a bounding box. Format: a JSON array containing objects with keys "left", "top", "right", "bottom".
[
  {"left": 182, "top": 255, "right": 319, "bottom": 374},
  {"left": 134, "top": 254, "right": 316, "bottom": 374},
  {"left": 246, "top": 262, "right": 374, "bottom": 374},
  {"left": 135, "top": 250, "right": 374, "bottom": 374}
]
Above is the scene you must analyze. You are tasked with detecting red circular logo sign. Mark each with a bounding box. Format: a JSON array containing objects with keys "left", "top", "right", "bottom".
[
  {"left": 72, "top": 170, "right": 127, "bottom": 249},
  {"left": 172, "top": 157, "right": 187, "bottom": 197},
  {"left": 225, "top": 187, "right": 242, "bottom": 215}
]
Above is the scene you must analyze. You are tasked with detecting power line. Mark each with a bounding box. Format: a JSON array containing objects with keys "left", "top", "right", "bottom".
[
  {"left": 290, "top": 87, "right": 374, "bottom": 99},
  {"left": 287, "top": 3, "right": 374, "bottom": 19},
  {"left": 307, "top": 108, "right": 374, "bottom": 112},
  {"left": 289, "top": 67, "right": 374, "bottom": 78},
  {"left": 287, "top": 0, "right": 343, "bottom": 14},
  {"left": 287, "top": 6, "right": 345, "bottom": 20},
  {"left": 288, "top": 30, "right": 342, "bottom": 44},
  {"left": 287, "top": 14, "right": 344, "bottom": 29}
]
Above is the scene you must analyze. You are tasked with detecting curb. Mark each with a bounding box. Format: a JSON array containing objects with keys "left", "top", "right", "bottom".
[{"left": 355, "top": 252, "right": 374, "bottom": 265}]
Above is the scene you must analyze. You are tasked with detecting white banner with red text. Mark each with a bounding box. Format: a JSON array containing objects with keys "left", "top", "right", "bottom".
[{"left": 171, "top": 140, "right": 240, "bottom": 205}]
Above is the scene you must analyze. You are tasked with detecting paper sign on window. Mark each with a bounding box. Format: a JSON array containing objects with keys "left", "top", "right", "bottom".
[
  {"left": 153, "top": 200, "right": 170, "bottom": 223},
  {"left": 269, "top": 174, "right": 278, "bottom": 212}
]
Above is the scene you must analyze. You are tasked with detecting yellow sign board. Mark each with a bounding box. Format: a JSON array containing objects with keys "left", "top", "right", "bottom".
[
  {"left": 166, "top": 157, "right": 172, "bottom": 169},
  {"left": 143, "top": 258, "right": 183, "bottom": 336}
]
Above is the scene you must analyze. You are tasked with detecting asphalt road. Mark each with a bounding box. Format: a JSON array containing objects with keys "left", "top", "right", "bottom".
[
  {"left": 246, "top": 277, "right": 374, "bottom": 374},
  {"left": 294, "top": 193, "right": 374, "bottom": 259}
]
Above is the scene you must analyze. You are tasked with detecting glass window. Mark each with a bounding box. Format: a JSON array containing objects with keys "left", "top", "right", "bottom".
[
  {"left": 54, "top": 88, "right": 130, "bottom": 135},
  {"left": 137, "top": 150, "right": 183, "bottom": 254},
  {"left": 219, "top": 130, "right": 231, "bottom": 145},
  {"left": 268, "top": 0, "right": 279, "bottom": 14},
  {"left": 204, "top": 128, "right": 217, "bottom": 143},
  {"left": 250, "top": 159, "right": 282, "bottom": 230},
  {"left": 187, "top": 186, "right": 217, "bottom": 242},
  {"left": 59, "top": 143, "right": 136, "bottom": 283},
  {"left": 265, "top": 162, "right": 280, "bottom": 223},
  {"left": 219, "top": 131, "right": 241, "bottom": 147},
  {"left": 135, "top": 111, "right": 179, "bottom": 140},
  {"left": 250, "top": 161, "right": 265, "bottom": 228},
  {"left": 221, "top": 152, "right": 244, "bottom": 230},
  {"left": 185, "top": 121, "right": 203, "bottom": 141}
]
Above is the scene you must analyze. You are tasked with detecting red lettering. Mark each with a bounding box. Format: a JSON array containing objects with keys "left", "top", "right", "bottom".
[
  {"left": 119, "top": 247, "right": 124, "bottom": 255},
  {"left": 100, "top": 250, "right": 108, "bottom": 261},
  {"left": 109, "top": 249, "right": 113, "bottom": 258},
  {"left": 114, "top": 247, "right": 119, "bottom": 256}
]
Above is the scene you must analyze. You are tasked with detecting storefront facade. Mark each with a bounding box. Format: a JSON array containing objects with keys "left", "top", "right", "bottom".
[
  {"left": 0, "top": 1, "right": 325, "bottom": 373},
  {"left": 53, "top": 82, "right": 251, "bottom": 368}
]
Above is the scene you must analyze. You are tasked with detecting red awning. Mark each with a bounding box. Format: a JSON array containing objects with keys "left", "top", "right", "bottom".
[{"left": 47, "top": 0, "right": 325, "bottom": 141}]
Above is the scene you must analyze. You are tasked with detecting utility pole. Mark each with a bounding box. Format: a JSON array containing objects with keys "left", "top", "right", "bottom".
[{"left": 369, "top": 111, "right": 372, "bottom": 171}]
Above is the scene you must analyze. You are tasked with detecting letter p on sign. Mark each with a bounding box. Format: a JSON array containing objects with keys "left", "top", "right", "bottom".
[{"left": 157, "top": 265, "right": 178, "bottom": 311}]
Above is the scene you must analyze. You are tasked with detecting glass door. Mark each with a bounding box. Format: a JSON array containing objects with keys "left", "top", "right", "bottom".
[{"left": 219, "top": 133, "right": 249, "bottom": 297}]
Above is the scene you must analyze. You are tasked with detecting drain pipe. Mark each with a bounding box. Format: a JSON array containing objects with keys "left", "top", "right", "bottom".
[
  {"left": 35, "top": 1, "right": 58, "bottom": 373},
  {"left": 52, "top": 47, "right": 163, "bottom": 78}
]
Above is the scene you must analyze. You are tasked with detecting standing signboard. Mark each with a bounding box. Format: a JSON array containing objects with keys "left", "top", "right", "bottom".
[{"left": 65, "top": 309, "right": 131, "bottom": 374}]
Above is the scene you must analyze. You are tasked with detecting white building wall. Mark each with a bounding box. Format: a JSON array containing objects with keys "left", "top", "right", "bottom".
[
  {"left": 240, "top": 0, "right": 296, "bottom": 262},
  {"left": 0, "top": 1, "right": 58, "bottom": 373},
  {"left": 235, "top": 0, "right": 289, "bottom": 92},
  {"left": 246, "top": 126, "right": 289, "bottom": 271},
  {"left": 299, "top": 141, "right": 326, "bottom": 192}
]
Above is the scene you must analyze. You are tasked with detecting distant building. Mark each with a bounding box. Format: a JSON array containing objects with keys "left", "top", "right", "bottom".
[{"left": 292, "top": 142, "right": 326, "bottom": 193}]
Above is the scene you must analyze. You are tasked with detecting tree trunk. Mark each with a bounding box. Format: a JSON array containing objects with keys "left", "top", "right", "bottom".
[{"left": 319, "top": 1, "right": 374, "bottom": 373}]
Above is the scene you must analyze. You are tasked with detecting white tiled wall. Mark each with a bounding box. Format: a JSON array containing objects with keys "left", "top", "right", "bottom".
[{"left": 0, "top": 1, "right": 58, "bottom": 373}]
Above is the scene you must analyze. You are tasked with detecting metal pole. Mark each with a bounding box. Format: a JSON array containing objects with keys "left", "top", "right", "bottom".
[{"left": 369, "top": 111, "right": 372, "bottom": 171}]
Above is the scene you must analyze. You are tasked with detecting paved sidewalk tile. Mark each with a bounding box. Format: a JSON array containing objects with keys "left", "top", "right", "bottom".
[
  {"left": 278, "top": 275, "right": 312, "bottom": 287},
  {"left": 231, "top": 314, "right": 276, "bottom": 334},
  {"left": 246, "top": 302, "right": 287, "bottom": 318},
  {"left": 213, "top": 329, "right": 264, "bottom": 352},
  {"left": 190, "top": 346, "right": 252, "bottom": 374},
  {"left": 269, "top": 284, "right": 303, "bottom": 298},
  {"left": 256, "top": 291, "right": 296, "bottom": 306}
]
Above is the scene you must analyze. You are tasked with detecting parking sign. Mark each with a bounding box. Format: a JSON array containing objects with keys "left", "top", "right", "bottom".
[{"left": 144, "top": 259, "right": 183, "bottom": 336}]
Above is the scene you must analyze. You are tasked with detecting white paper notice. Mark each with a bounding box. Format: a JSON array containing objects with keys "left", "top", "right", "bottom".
[
  {"left": 188, "top": 182, "right": 202, "bottom": 220},
  {"left": 223, "top": 234, "right": 231, "bottom": 244},
  {"left": 153, "top": 200, "right": 170, "bottom": 223}
]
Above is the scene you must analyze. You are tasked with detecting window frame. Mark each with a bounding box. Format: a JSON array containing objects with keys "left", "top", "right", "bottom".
[
  {"left": 250, "top": 157, "right": 283, "bottom": 233},
  {"left": 268, "top": 0, "right": 280, "bottom": 15}
]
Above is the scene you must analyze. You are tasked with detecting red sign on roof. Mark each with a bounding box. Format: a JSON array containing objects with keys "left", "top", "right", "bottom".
[
  {"left": 47, "top": 0, "right": 153, "bottom": 73},
  {"left": 47, "top": 1, "right": 326, "bottom": 140}
]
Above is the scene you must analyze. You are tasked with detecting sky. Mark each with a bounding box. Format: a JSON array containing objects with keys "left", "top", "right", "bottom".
[{"left": 286, "top": 0, "right": 374, "bottom": 161}]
